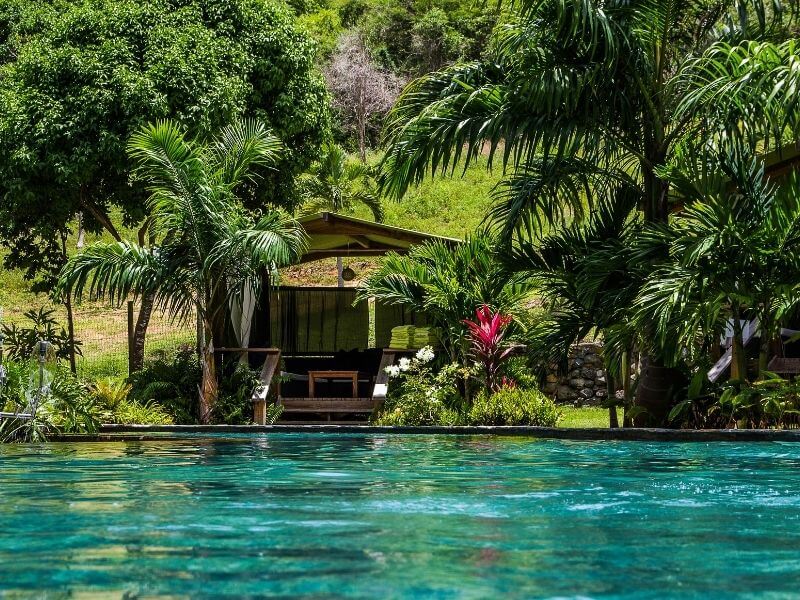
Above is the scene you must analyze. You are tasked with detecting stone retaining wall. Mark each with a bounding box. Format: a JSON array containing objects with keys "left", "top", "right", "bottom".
[{"left": 543, "top": 342, "right": 614, "bottom": 405}]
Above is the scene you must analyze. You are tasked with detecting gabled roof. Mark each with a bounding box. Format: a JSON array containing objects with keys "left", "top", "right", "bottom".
[{"left": 297, "top": 212, "right": 460, "bottom": 263}]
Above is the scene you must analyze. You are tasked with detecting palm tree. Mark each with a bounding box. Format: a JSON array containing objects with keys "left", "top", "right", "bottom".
[
  {"left": 633, "top": 146, "right": 800, "bottom": 381},
  {"left": 299, "top": 143, "right": 383, "bottom": 286},
  {"left": 506, "top": 186, "right": 643, "bottom": 427},
  {"left": 58, "top": 119, "right": 307, "bottom": 423},
  {"left": 379, "top": 0, "right": 799, "bottom": 235},
  {"left": 357, "top": 232, "right": 533, "bottom": 364}
]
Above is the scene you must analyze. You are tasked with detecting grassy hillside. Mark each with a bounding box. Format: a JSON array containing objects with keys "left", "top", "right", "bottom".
[
  {"left": 285, "top": 155, "right": 502, "bottom": 285},
  {"left": 1, "top": 157, "right": 500, "bottom": 312}
]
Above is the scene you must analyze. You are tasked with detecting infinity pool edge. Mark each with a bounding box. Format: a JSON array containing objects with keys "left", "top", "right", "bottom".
[{"left": 46, "top": 424, "right": 800, "bottom": 442}]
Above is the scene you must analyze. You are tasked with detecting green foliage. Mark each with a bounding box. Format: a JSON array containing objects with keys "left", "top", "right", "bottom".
[
  {"left": 372, "top": 349, "right": 470, "bottom": 426},
  {"left": 0, "top": 363, "right": 100, "bottom": 442},
  {"left": 212, "top": 364, "right": 260, "bottom": 425},
  {"left": 358, "top": 232, "right": 534, "bottom": 363},
  {"left": 298, "top": 8, "right": 343, "bottom": 58},
  {"left": 58, "top": 118, "right": 308, "bottom": 421},
  {"left": 634, "top": 146, "right": 800, "bottom": 376},
  {"left": 91, "top": 377, "right": 174, "bottom": 425},
  {"left": 127, "top": 349, "right": 261, "bottom": 424},
  {"left": 669, "top": 374, "right": 800, "bottom": 429},
  {"left": 380, "top": 0, "right": 798, "bottom": 235},
  {"left": 0, "top": 0, "right": 329, "bottom": 289},
  {"left": 467, "top": 386, "right": 561, "bottom": 427},
  {"left": 360, "top": 0, "right": 500, "bottom": 74},
  {"left": 507, "top": 190, "right": 643, "bottom": 377},
  {"left": 299, "top": 143, "right": 383, "bottom": 221},
  {"left": 0, "top": 308, "right": 82, "bottom": 362},
  {"left": 128, "top": 348, "right": 202, "bottom": 424}
]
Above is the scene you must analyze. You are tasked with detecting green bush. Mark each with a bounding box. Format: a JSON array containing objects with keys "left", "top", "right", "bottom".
[
  {"left": 0, "top": 362, "right": 100, "bottom": 442},
  {"left": 371, "top": 349, "right": 470, "bottom": 426},
  {"left": 212, "top": 364, "right": 260, "bottom": 425},
  {"left": 91, "top": 378, "right": 173, "bottom": 425},
  {"left": 127, "top": 350, "right": 259, "bottom": 424},
  {"left": 467, "top": 387, "right": 561, "bottom": 427},
  {"left": 128, "top": 348, "right": 201, "bottom": 424}
]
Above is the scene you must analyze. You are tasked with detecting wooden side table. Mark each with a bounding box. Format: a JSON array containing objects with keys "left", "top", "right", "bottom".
[{"left": 308, "top": 370, "right": 360, "bottom": 398}]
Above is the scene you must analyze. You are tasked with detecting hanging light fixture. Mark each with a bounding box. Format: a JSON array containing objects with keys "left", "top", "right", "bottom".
[{"left": 341, "top": 265, "right": 356, "bottom": 281}]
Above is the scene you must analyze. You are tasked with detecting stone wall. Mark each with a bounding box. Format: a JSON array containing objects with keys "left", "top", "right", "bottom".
[{"left": 543, "top": 342, "right": 610, "bottom": 405}]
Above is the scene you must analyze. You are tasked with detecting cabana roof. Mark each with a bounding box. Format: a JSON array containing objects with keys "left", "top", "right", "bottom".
[{"left": 298, "top": 212, "right": 460, "bottom": 263}]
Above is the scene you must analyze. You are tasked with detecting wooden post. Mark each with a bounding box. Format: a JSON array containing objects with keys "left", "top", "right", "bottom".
[{"left": 127, "top": 300, "right": 135, "bottom": 377}]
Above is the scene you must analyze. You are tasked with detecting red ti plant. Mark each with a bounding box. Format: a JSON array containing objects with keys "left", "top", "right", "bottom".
[{"left": 463, "top": 304, "right": 518, "bottom": 393}]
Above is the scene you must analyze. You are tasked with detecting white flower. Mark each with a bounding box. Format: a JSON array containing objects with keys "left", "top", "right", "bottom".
[
  {"left": 398, "top": 357, "right": 411, "bottom": 371},
  {"left": 384, "top": 365, "right": 401, "bottom": 378},
  {"left": 416, "top": 346, "right": 435, "bottom": 364}
]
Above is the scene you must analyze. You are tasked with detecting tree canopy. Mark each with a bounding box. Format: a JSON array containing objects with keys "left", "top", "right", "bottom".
[{"left": 0, "top": 0, "right": 329, "bottom": 288}]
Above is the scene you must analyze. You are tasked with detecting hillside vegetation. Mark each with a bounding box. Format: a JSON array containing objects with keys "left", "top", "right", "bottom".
[{"left": 1, "top": 157, "right": 501, "bottom": 319}]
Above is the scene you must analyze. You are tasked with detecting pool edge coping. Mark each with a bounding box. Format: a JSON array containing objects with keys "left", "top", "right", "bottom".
[{"left": 48, "top": 424, "right": 800, "bottom": 442}]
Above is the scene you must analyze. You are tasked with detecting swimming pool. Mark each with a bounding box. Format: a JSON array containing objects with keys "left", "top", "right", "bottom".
[{"left": 1, "top": 434, "right": 799, "bottom": 598}]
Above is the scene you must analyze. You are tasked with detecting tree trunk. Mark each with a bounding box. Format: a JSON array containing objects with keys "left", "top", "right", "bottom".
[
  {"left": 730, "top": 306, "right": 747, "bottom": 381},
  {"left": 199, "top": 335, "right": 217, "bottom": 424},
  {"left": 337, "top": 256, "right": 344, "bottom": 287},
  {"left": 130, "top": 293, "right": 155, "bottom": 372},
  {"left": 64, "top": 292, "right": 77, "bottom": 375},
  {"left": 622, "top": 350, "right": 633, "bottom": 427},
  {"left": 76, "top": 212, "right": 85, "bottom": 249},
  {"left": 127, "top": 218, "right": 156, "bottom": 373},
  {"left": 60, "top": 231, "right": 78, "bottom": 374},
  {"left": 607, "top": 372, "right": 619, "bottom": 428},
  {"left": 358, "top": 117, "right": 367, "bottom": 162}
]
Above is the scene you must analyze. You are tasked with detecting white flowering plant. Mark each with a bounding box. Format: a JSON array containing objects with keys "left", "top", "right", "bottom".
[{"left": 375, "top": 347, "right": 476, "bottom": 426}]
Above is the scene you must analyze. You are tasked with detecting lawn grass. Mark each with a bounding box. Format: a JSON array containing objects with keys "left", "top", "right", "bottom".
[{"left": 559, "top": 406, "right": 620, "bottom": 428}]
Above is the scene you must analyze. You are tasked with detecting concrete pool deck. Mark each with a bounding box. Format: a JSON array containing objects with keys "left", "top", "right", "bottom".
[{"left": 49, "top": 424, "right": 800, "bottom": 442}]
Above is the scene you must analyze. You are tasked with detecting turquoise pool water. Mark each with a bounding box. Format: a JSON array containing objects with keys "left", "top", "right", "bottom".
[{"left": 1, "top": 435, "right": 799, "bottom": 598}]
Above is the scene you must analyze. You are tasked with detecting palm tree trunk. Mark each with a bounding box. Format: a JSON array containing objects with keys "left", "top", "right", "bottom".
[
  {"left": 337, "top": 256, "right": 344, "bottom": 287},
  {"left": 730, "top": 305, "right": 747, "bottom": 381},
  {"left": 199, "top": 335, "right": 217, "bottom": 424},
  {"left": 130, "top": 293, "right": 155, "bottom": 372},
  {"left": 606, "top": 371, "right": 618, "bottom": 428},
  {"left": 622, "top": 350, "right": 633, "bottom": 427}
]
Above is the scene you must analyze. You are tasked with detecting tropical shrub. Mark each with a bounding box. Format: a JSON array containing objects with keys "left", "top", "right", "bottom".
[
  {"left": 358, "top": 232, "right": 533, "bottom": 363},
  {"left": 633, "top": 147, "right": 800, "bottom": 381},
  {"left": 463, "top": 304, "right": 519, "bottom": 392},
  {"left": 127, "top": 349, "right": 261, "bottom": 425},
  {"left": 128, "top": 348, "right": 202, "bottom": 424},
  {"left": 372, "top": 347, "right": 470, "bottom": 426},
  {"left": 91, "top": 378, "right": 173, "bottom": 426},
  {"left": 0, "top": 362, "right": 100, "bottom": 442},
  {"left": 467, "top": 387, "right": 561, "bottom": 427},
  {"left": 212, "top": 364, "right": 261, "bottom": 425}
]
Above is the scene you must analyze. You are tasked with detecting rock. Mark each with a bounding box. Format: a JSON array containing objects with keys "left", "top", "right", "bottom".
[
  {"left": 569, "top": 378, "right": 585, "bottom": 388},
  {"left": 579, "top": 388, "right": 594, "bottom": 399},
  {"left": 596, "top": 369, "right": 605, "bottom": 378},
  {"left": 584, "top": 355, "right": 603, "bottom": 367},
  {"left": 557, "top": 385, "right": 577, "bottom": 401},
  {"left": 581, "top": 367, "right": 597, "bottom": 379},
  {"left": 595, "top": 389, "right": 608, "bottom": 398},
  {"left": 546, "top": 374, "right": 559, "bottom": 383},
  {"left": 596, "top": 376, "right": 606, "bottom": 385},
  {"left": 583, "top": 380, "right": 595, "bottom": 388},
  {"left": 543, "top": 382, "right": 557, "bottom": 394},
  {"left": 573, "top": 357, "right": 585, "bottom": 367},
  {"left": 568, "top": 369, "right": 581, "bottom": 378}
]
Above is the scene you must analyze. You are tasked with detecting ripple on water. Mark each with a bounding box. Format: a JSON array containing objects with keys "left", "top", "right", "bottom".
[{"left": 1, "top": 435, "right": 800, "bottom": 599}]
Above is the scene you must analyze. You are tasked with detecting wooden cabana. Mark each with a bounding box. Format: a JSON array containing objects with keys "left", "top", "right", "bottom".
[{"left": 241, "top": 213, "right": 459, "bottom": 424}]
